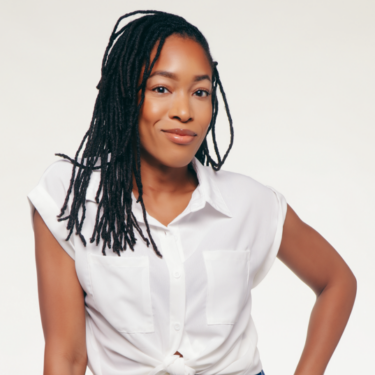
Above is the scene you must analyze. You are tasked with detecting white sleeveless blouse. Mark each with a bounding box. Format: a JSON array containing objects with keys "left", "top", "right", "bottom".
[{"left": 28, "top": 157, "right": 287, "bottom": 375}]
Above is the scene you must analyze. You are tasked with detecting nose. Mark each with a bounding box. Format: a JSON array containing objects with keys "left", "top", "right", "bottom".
[{"left": 168, "top": 92, "right": 193, "bottom": 123}]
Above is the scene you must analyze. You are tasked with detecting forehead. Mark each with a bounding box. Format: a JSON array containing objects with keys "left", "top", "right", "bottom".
[{"left": 149, "top": 34, "right": 212, "bottom": 76}]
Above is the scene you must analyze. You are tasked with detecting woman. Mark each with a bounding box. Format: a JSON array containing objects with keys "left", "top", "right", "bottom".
[{"left": 29, "top": 10, "right": 356, "bottom": 375}]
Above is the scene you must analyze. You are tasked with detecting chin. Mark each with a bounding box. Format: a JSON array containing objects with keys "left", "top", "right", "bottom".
[
  {"left": 146, "top": 147, "right": 197, "bottom": 169},
  {"left": 160, "top": 152, "right": 196, "bottom": 169}
]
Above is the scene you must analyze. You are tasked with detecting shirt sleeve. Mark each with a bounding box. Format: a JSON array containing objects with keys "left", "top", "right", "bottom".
[
  {"left": 252, "top": 186, "right": 287, "bottom": 288},
  {"left": 27, "top": 160, "right": 75, "bottom": 260}
]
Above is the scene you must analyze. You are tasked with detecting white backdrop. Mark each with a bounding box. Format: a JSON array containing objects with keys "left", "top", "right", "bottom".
[{"left": 1, "top": 1, "right": 374, "bottom": 374}]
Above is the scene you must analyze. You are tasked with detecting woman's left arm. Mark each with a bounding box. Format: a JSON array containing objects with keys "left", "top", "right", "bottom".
[{"left": 277, "top": 205, "right": 357, "bottom": 375}]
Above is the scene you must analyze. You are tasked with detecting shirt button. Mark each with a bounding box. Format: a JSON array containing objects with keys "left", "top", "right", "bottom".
[
  {"left": 173, "top": 270, "right": 181, "bottom": 279},
  {"left": 174, "top": 323, "right": 181, "bottom": 331}
]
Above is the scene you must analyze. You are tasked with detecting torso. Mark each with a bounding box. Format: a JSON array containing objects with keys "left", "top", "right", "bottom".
[{"left": 28, "top": 157, "right": 287, "bottom": 375}]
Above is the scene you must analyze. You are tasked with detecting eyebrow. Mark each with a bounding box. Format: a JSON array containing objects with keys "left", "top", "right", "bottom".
[{"left": 149, "top": 70, "right": 211, "bottom": 82}]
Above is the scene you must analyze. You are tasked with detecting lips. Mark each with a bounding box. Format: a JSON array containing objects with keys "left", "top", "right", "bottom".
[
  {"left": 161, "top": 128, "right": 197, "bottom": 136},
  {"left": 161, "top": 128, "right": 197, "bottom": 145}
]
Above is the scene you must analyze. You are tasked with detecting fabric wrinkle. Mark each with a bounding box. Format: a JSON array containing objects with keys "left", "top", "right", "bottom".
[{"left": 149, "top": 355, "right": 195, "bottom": 375}]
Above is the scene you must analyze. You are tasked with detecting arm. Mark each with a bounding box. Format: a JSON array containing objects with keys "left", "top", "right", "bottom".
[
  {"left": 277, "top": 205, "right": 356, "bottom": 375},
  {"left": 33, "top": 209, "right": 87, "bottom": 375}
]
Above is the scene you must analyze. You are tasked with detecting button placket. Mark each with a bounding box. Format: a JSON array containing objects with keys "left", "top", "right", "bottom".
[{"left": 158, "top": 228, "right": 185, "bottom": 354}]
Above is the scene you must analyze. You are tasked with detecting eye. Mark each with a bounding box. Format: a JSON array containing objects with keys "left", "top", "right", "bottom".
[
  {"left": 152, "top": 86, "right": 169, "bottom": 94},
  {"left": 194, "top": 89, "right": 210, "bottom": 97}
]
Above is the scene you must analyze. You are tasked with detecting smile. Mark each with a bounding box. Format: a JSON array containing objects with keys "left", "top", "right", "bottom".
[{"left": 161, "top": 128, "right": 197, "bottom": 145}]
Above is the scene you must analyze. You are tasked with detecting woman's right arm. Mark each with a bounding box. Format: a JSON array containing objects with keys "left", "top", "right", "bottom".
[{"left": 33, "top": 209, "right": 87, "bottom": 375}]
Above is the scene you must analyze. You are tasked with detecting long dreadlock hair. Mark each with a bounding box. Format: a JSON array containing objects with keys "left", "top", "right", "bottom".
[{"left": 56, "top": 10, "right": 234, "bottom": 257}]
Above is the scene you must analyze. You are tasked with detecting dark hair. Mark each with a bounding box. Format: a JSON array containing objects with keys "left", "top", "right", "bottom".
[{"left": 56, "top": 10, "right": 234, "bottom": 257}]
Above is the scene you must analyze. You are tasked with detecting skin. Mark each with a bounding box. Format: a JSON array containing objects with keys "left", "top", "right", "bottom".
[
  {"left": 34, "top": 210, "right": 87, "bottom": 375},
  {"left": 34, "top": 34, "right": 356, "bottom": 375},
  {"left": 134, "top": 35, "right": 213, "bottom": 226}
]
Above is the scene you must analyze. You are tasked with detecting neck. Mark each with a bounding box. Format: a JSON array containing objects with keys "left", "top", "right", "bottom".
[{"left": 132, "top": 152, "right": 198, "bottom": 198}]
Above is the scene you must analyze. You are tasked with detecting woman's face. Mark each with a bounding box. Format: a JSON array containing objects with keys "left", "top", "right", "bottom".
[{"left": 138, "top": 34, "right": 213, "bottom": 168}]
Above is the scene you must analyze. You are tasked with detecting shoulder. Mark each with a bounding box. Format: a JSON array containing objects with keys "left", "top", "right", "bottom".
[
  {"left": 213, "top": 168, "right": 266, "bottom": 189},
  {"left": 208, "top": 166, "right": 277, "bottom": 203},
  {"left": 28, "top": 159, "right": 77, "bottom": 259},
  {"left": 39, "top": 159, "right": 74, "bottom": 183},
  {"left": 34, "top": 158, "right": 103, "bottom": 205},
  {"left": 202, "top": 164, "right": 287, "bottom": 221},
  {"left": 32, "top": 159, "right": 75, "bottom": 203}
]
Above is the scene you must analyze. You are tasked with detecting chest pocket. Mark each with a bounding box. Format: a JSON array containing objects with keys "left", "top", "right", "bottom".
[
  {"left": 203, "top": 251, "right": 250, "bottom": 325},
  {"left": 89, "top": 255, "right": 154, "bottom": 333}
]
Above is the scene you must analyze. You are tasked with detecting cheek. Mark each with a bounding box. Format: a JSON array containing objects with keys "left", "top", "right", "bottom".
[
  {"left": 195, "top": 100, "right": 212, "bottom": 133},
  {"left": 138, "top": 97, "right": 169, "bottom": 150},
  {"left": 139, "top": 98, "right": 165, "bottom": 126}
]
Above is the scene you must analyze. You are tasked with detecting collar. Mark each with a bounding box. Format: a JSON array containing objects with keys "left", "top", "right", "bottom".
[
  {"left": 188, "top": 157, "right": 232, "bottom": 218},
  {"left": 86, "top": 157, "right": 232, "bottom": 227}
]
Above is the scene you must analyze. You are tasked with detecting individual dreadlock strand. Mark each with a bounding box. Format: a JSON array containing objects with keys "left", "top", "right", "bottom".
[
  {"left": 209, "top": 69, "right": 222, "bottom": 165},
  {"left": 65, "top": 164, "right": 87, "bottom": 240},
  {"left": 118, "top": 22, "right": 141, "bottom": 99},
  {"left": 90, "top": 199, "right": 103, "bottom": 244},
  {"left": 213, "top": 71, "right": 234, "bottom": 169},
  {"left": 70, "top": 171, "right": 87, "bottom": 241},
  {"left": 124, "top": 19, "right": 156, "bottom": 91},
  {"left": 56, "top": 129, "right": 90, "bottom": 222},
  {"left": 57, "top": 10, "right": 234, "bottom": 257},
  {"left": 132, "top": 115, "right": 162, "bottom": 257}
]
